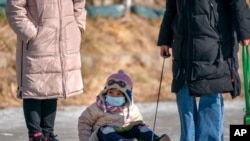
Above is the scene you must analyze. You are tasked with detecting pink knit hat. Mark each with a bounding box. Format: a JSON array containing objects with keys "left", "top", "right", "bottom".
[{"left": 100, "top": 70, "right": 133, "bottom": 105}]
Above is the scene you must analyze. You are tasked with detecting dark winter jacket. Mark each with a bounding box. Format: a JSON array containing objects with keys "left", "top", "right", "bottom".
[{"left": 157, "top": 0, "right": 250, "bottom": 98}]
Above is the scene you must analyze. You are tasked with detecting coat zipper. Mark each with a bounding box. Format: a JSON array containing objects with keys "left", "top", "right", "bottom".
[
  {"left": 18, "top": 41, "right": 25, "bottom": 98},
  {"left": 184, "top": 0, "right": 193, "bottom": 83},
  {"left": 57, "top": 0, "right": 66, "bottom": 98},
  {"left": 209, "top": 1, "right": 219, "bottom": 34}
]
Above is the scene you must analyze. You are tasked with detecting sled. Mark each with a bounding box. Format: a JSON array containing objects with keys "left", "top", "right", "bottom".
[{"left": 242, "top": 45, "right": 250, "bottom": 125}]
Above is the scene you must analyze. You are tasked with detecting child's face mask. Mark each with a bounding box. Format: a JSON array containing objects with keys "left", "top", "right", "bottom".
[{"left": 106, "top": 95, "right": 125, "bottom": 106}]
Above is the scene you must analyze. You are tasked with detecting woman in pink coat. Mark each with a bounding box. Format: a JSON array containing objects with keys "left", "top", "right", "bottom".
[
  {"left": 78, "top": 70, "right": 171, "bottom": 141},
  {"left": 5, "top": 0, "right": 87, "bottom": 140}
]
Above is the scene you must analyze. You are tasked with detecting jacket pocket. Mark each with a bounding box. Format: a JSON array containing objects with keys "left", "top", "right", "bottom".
[
  {"left": 65, "top": 21, "right": 81, "bottom": 54},
  {"left": 27, "top": 26, "right": 57, "bottom": 56},
  {"left": 172, "top": 60, "right": 182, "bottom": 79},
  {"left": 209, "top": 0, "right": 219, "bottom": 34},
  {"left": 191, "top": 52, "right": 231, "bottom": 81}
]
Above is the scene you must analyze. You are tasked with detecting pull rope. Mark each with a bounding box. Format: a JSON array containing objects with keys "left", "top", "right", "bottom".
[{"left": 151, "top": 58, "right": 166, "bottom": 141}]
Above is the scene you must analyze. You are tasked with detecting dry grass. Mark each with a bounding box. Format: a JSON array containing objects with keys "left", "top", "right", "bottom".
[{"left": 0, "top": 12, "right": 245, "bottom": 109}]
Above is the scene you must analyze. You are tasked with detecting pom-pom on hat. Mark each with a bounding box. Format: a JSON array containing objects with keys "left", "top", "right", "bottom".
[{"left": 99, "top": 70, "right": 133, "bottom": 105}]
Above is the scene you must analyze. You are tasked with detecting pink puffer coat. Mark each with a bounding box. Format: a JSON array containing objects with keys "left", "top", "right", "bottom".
[{"left": 6, "top": 0, "right": 86, "bottom": 99}]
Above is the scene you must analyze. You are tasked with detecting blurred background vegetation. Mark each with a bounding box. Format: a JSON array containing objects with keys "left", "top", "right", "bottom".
[{"left": 0, "top": 0, "right": 249, "bottom": 108}]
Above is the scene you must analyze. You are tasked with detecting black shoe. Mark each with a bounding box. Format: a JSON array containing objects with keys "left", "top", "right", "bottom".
[
  {"left": 154, "top": 134, "right": 171, "bottom": 141},
  {"left": 44, "top": 133, "right": 59, "bottom": 141}
]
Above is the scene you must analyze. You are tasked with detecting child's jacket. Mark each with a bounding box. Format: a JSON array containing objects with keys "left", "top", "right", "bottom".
[{"left": 78, "top": 98, "right": 143, "bottom": 141}]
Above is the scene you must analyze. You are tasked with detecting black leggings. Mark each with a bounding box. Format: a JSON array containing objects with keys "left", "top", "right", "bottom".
[{"left": 23, "top": 99, "right": 57, "bottom": 137}]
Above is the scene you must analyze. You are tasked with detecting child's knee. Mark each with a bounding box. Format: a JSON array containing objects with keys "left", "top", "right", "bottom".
[
  {"left": 99, "top": 125, "right": 115, "bottom": 134},
  {"left": 138, "top": 125, "right": 151, "bottom": 133}
]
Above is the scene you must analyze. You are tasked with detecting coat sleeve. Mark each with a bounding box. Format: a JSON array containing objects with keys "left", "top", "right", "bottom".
[
  {"left": 73, "top": 0, "right": 87, "bottom": 33},
  {"left": 229, "top": 0, "right": 250, "bottom": 41},
  {"left": 157, "top": 0, "right": 177, "bottom": 46},
  {"left": 78, "top": 104, "right": 99, "bottom": 141},
  {"left": 130, "top": 105, "right": 144, "bottom": 122},
  {"left": 126, "top": 104, "right": 144, "bottom": 128},
  {"left": 5, "top": 0, "right": 37, "bottom": 42}
]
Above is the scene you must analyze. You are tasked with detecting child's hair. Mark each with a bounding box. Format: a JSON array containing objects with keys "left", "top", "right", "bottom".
[{"left": 106, "top": 88, "right": 125, "bottom": 95}]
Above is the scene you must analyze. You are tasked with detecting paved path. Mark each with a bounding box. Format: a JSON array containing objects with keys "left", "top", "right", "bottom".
[{"left": 0, "top": 100, "right": 245, "bottom": 141}]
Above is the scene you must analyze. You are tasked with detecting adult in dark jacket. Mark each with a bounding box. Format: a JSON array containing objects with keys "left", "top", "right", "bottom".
[{"left": 157, "top": 0, "right": 250, "bottom": 141}]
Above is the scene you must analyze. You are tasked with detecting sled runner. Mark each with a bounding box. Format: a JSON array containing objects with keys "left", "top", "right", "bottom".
[{"left": 242, "top": 45, "right": 250, "bottom": 125}]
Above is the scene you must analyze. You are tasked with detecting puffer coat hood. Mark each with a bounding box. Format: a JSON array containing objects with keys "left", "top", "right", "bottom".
[
  {"left": 5, "top": 0, "right": 87, "bottom": 99},
  {"left": 158, "top": 0, "right": 250, "bottom": 98}
]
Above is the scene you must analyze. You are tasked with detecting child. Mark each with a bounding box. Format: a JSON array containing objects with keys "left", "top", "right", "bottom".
[{"left": 78, "top": 70, "right": 171, "bottom": 141}]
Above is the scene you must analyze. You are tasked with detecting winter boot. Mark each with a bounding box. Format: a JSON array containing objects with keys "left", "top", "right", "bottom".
[
  {"left": 44, "top": 133, "right": 59, "bottom": 141},
  {"left": 154, "top": 134, "right": 171, "bottom": 141},
  {"left": 29, "top": 132, "right": 43, "bottom": 141}
]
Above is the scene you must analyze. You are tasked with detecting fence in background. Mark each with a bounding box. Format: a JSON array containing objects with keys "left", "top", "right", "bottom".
[{"left": 0, "top": 0, "right": 165, "bottom": 19}]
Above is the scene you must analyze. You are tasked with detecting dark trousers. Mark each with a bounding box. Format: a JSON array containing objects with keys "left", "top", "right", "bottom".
[
  {"left": 23, "top": 99, "right": 57, "bottom": 137},
  {"left": 97, "top": 124, "right": 159, "bottom": 141}
]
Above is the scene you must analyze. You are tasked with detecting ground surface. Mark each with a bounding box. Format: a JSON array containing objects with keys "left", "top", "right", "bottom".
[{"left": 0, "top": 100, "right": 245, "bottom": 141}]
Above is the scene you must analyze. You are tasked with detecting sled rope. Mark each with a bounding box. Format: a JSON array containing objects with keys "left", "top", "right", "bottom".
[{"left": 151, "top": 58, "right": 165, "bottom": 141}]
